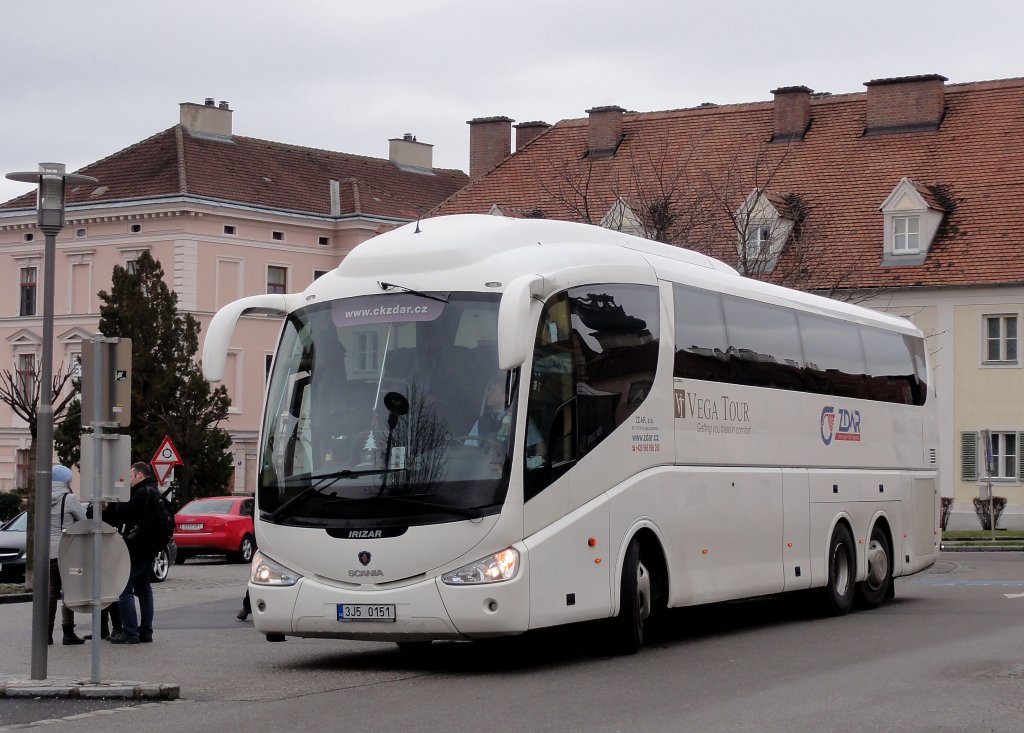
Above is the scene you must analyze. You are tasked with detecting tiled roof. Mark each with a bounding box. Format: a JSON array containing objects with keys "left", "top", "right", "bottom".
[
  {"left": 435, "top": 77, "right": 1024, "bottom": 290},
  {"left": 2, "top": 127, "right": 468, "bottom": 221}
]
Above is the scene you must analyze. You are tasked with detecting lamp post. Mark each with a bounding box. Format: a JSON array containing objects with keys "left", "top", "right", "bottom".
[{"left": 6, "top": 163, "right": 97, "bottom": 680}]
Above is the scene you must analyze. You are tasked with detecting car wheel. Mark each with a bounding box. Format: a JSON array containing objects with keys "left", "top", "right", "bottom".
[
  {"left": 234, "top": 534, "right": 256, "bottom": 564},
  {"left": 152, "top": 547, "right": 170, "bottom": 583}
]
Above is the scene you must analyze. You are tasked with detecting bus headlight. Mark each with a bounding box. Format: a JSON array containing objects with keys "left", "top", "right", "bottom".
[
  {"left": 441, "top": 547, "right": 519, "bottom": 585},
  {"left": 251, "top": 551, "right": 302, "bottom": 587}
]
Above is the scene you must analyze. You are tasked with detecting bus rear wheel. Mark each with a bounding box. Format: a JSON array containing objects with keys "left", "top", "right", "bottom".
[
  {"left": 822, "top": 523, "right": 855, "bottom": 616},
  {"left": 611, "top": 538, "right": 651, "bottom": 654},
  {"left": 855, "top": 524, "right": 892, "bottom": 609}
]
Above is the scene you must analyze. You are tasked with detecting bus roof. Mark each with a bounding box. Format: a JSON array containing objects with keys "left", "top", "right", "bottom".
[{"left": 316, "top": 214, "right": 919, "bottom": 337}]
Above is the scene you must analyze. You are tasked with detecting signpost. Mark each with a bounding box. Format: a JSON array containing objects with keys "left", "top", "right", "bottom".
[{"left": 152, "top": 435, "right": 183, "bottom": 486}]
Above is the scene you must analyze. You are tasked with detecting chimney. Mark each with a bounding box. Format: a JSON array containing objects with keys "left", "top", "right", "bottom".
[
  {"left": 771, "top": 86, "right": 812, "bottom": 142},
  {"left": 514, "top": 121, "right": 551, "bottom": 151},
  {"left": 864, "top": 74, "right": 947, "bottom": 135},
  {"left": 388, "top": 133, "right": 434, "bottom": 171},
  {"left": 467, "top": 116, "right": 513, "bottom": 180},
  {"left": 586, "top": 105, "right": 625, "bottom": 158},
  {"left": 179, "top": 99, "right": 233, "bottom": 137}
]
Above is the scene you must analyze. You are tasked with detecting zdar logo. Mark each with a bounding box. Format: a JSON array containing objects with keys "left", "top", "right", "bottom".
[
  {"left": 820, "top": 406, "right": 862, "bottom": 446},
  {"left": 358, "top": 551, "right": 371, "bottom": 566}
]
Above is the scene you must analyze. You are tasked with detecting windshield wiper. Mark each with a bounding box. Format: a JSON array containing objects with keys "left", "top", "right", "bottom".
[
  {"left": 265, "top": 468, "right": 405, "bottom": 523},
  {"left": 377, "top": 281, "right": 450, "bottom": 304}
]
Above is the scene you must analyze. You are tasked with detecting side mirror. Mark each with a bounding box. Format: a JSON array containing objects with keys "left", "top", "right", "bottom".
[
  {"left": 497, "top": 275, "right": 544, "bottom": 370},
  {"left": 202, "top": 294, "right": 294, "bottom": 381}
]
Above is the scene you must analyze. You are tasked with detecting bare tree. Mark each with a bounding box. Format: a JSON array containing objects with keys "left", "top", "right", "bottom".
[{"left": 0, "top": 359, "right": 78, "bottom": 588}]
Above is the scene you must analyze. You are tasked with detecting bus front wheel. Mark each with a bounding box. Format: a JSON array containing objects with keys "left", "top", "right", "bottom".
[
  {"left": 611, "top": 538, "right": 651, "bottom": 654},
  {"left": 822, "top": 523, "right": 856, "bottom": 616}
]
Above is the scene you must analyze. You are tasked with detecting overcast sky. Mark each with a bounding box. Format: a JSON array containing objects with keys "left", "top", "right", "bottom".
[{"left": 2, "top": 0, "right": 1022, "bottom": 203}]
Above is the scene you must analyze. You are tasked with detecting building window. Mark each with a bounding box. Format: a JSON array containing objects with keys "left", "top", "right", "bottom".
[
  {"left": 318, "top": 236, "right": 330, "bottom": 246},
  {"left": 19, "top": 266, "right": 37, "bottom": 316},
  {"left": 267, "top": 265, "right": 288, "bottom": 294},
  {"left": 984, "top": 315, "right": 1018, "bottom": 363},
  {"left": 23, "top": 233, "right": 34, "bottom": 242},
  {"left": 16, "top": 353, "right": 36, "bottom": 400},
  {"left": 75, "top": 228, "right": 87, "bottom": 238},
  {"left": 893, "top": 216, "right": 920, "bottom": 253},
  {"left": 224, "top": 225, "right": 237, "bottom": 235},
  {"left": 272, "top": 231, "right": 284, "bottom": 241},
  {"left": 130, "top": 223, "right": 142, "bottom": 234},
  {"left": 125, "top": 259, "right": 138, "bottom": 275},
  {"left": 313, "top": 269, "right": 329, "bottom": 281},
  {"left": 988, "top": 432, "right": 1018, "bottom": 480},
  {"left": 744, "top": 224, "right": 772, "bottom": 261}
]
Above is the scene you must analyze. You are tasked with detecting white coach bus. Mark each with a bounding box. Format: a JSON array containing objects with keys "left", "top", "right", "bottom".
[{"left": 203, "top": 214, "right": 938, "bottom": 653}]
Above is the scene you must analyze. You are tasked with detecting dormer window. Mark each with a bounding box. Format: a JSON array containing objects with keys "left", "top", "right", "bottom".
[
  {"left": 744, "top": 224, "right": 772, "bottom": 261},
  {"left": 879, "top": 177, "right": 946, "bottom": 265},
  {"left": 601, "top": 197, "right": 645, "bottom": 237},
  {"left": 893, "top": 216, "right": 920, "bottom": 253},
  {"left": 734, "top": 189, "right": 797, "bottom": 275}
]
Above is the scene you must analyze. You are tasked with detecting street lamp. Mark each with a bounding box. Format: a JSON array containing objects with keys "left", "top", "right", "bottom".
[{"left": 6, "top": 163, "right": 97, "bottom": 680}]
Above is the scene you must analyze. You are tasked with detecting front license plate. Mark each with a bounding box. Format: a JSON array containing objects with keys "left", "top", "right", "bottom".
[
  {"left": 178, "top": 523, "right": 203, "bottom": 530},
  {"left": 337, "top": 604, "right": 396, "bottom": 622}
]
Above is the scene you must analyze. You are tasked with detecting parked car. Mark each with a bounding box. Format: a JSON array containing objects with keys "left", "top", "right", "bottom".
[
  {"left": 0, "top": 510, "right": 27, "bottom": 581},
  {"left": 152, "top": 539, "right": 177, "bottom": 582},
  {"left": 173, "top": 496, "right": 256, "bottom": 564}
]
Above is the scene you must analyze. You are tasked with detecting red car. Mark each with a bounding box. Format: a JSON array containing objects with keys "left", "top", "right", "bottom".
[{"left": 173, "top": 496, "right": 256, "bottom": 564}]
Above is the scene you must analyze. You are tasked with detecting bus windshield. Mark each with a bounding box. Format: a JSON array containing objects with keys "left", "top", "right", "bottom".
[{"left": 258, "top": 291, "right": 515, "bottom": 528}]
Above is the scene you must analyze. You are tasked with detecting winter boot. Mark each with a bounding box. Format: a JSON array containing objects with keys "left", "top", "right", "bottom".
[{"left": 62, "top": 625, "right": 86, "bottom": 645}]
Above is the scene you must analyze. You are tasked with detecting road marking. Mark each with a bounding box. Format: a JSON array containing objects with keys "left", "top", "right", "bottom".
[
  {"left": 1004, "top": 592, "right": 1024, "bottom": 599},
  {"left": 909, "top": 578, "right": 1024, "bottom": 586}
]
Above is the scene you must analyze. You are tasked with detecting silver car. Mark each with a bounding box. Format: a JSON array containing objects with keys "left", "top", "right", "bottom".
[
  {"left": 0, "top": 511, "right": 27, "bottom": 581},
  {"left": 0, "top": 510, "right": 175, "bottom": 583}
]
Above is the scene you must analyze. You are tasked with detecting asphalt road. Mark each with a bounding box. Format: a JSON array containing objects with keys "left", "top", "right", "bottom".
[{"left": 2, "top": 552, "right": 1023, "bottom": 732}]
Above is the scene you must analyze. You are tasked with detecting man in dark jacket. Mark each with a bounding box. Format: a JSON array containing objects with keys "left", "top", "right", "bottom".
[{"left": 108, "top": 462, "right": 159, "bottom": 644}]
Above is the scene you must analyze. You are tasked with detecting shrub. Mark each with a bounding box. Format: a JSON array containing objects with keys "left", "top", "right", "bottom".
[
  {"left": 972, "top": 496, "right": 1007, "bottom": 531},
  {"left": 940, "top": 497, "right": 954, "bottom": 531},
  {"left": 0, "top": 491, "right": 22, "bottom": 522}
]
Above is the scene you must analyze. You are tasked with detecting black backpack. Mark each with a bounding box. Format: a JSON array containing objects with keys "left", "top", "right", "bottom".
[{"left": 145, "top": 486, "right": 175, "bottom": 554}]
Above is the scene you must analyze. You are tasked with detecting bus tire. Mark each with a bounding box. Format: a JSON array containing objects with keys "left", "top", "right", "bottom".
[
  {"left": 822, "top": 523, "right": 855, "bottom": 616},
  {"left": 855, "top": 523, "right": 892, "bottom": 609},
  {"left": 612, "top": 538, "right": 651, "bottom": 654}
]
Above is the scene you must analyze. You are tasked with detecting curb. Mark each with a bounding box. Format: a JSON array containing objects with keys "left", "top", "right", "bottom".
[
  {"left": 941, "top": 545, "right": 1024, "bottom": 552},
  {"left": 0, "top": 592, "right": 32, "bottom": 605},
  {"left": 0, "top": 677, "right": 179, "bottom": 700}
]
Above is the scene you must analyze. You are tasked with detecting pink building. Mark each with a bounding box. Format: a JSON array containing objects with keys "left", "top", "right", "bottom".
[{"left": 0, "top": 99, "right": 467, "bottom": 492}]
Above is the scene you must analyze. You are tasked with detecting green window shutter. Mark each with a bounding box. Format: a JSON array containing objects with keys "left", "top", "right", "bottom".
[
  {"left": 1018, "top": 432, "right": 1024, "bottom": 481},
  {"left": 961, "top": 431, "right": 978, "bottom": 481}
]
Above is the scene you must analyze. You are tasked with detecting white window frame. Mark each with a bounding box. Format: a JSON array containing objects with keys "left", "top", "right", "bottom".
[
  {"left": 987, "top": 431, "right": 1019, "bottom": 481},
  {"left": 16, "top": 352, "right": 37, "bottom": 401},
  {"left": 981, "top": 313, "right": 1019, "bottom": 366},
  {"left": 226, "top": 349, "right": 243, "bottom": 414},
  {"left": 892, "top": 215, "right": 920, "bottom": 254},
  {"left": 744, "top": 224, "right": 772, "bottom": 261}
]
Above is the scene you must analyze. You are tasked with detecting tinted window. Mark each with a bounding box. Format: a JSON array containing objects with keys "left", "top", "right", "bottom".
[
  {"left": 180, "top": 499, "right": 235, "bottom": 515},
  {"left": 722, "top": 295, "right": 804, "bottom": 389},
  {"left": 525, "top": 284, "right": 660, "bottom": 500},
  {"left": 672, "top": 285, "right": 926, "bottom": 405},
  {"left": 674, "top": 286, "right": 728, "bottom": 380}
]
